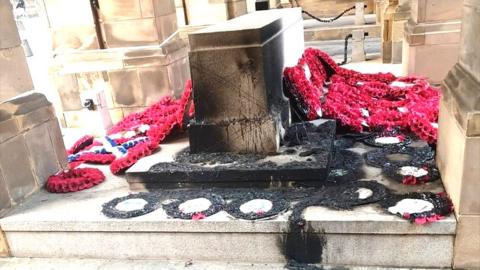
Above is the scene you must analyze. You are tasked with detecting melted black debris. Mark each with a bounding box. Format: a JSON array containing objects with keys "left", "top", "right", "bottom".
[
  {"left": 102, "top": 193, "right": 161, "bottom": 219},
  {"left": 364, "top": 145, "right": 435, "bottom": 168}
]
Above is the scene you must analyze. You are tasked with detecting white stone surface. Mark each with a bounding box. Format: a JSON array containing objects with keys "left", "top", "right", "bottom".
[{"left": 0, "top": 258, "right": 446, "bottom": 270}]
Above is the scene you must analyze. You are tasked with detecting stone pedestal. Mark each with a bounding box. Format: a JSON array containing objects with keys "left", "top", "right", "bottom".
[
  {"left": 184, "top": 0, "right": 247, "bottom": 26},
  {"left": 51, "top": 35, "right": 190, "bottom": 134},
  {"left": 0, "top": 94, "right": 67, "bottom": 217},
  {"left": 402, "top": 0, "right": 462, "bottom": 84},
  {"left": 0, "top": 0, "right": 33, "bottom": 101},
  {"left": 188, "top": 8, "right": 304, "bottom": 154},
  {"left": 437, "top": 0, "right": 480, "bottom": 268},
  {"left": 382, "top": 0, "right": 410, "bottom": 63}
]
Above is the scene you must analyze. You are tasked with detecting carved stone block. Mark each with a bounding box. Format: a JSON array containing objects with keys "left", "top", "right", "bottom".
[{"left": 188, "top": 8, "right": 304, "bottom": 153}]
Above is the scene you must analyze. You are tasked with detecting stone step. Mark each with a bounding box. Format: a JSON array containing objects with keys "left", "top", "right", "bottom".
[
  {"left": 304, "top": 15, "right": 380, "bottom": 42},
  {"left": 0, "top": 258, "right": 448, "bottom": 270},
  {"left": 0, "top": 164, "right": 456, "bottom": 269}
]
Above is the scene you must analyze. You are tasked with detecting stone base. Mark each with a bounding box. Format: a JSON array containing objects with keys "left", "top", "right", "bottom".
[
  {"left": 0, "top": 93, "right": 67, "bottom": 217},
  {"left": 454, "top": 215, "right": 480, "bottom": 269},
  {"left": 128, "top": 119, "right": 335, "bottom": 189},
  {"left": 0, "top": 145, "right": 456, "bottom": 268}
]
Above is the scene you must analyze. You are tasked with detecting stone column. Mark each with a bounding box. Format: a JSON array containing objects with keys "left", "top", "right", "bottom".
[
  {"left": 0, "top": 0, "right": 67, "bottom": 228},
  {"left": 437, "top": 0, "right": 480, "bottom": 268},
  {"left": 402, "top": 0, "right": 463, "bottom": 84},
  {"left": 188, "top": 8, "right": 304, "bottom": 154},
  {"left": 382, "top": 0, "right": 410, "bottom": 63}
]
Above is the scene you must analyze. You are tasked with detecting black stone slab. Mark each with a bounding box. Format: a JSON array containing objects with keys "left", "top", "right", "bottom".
[{"left": 127, "top": 119, "right": 336, "bottom": 189}]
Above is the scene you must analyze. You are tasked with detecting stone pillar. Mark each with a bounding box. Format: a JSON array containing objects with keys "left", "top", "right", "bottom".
[
  {"left": 184, "top": 0, "right": 247, "bottom": 25},
  {"left": 382, "top": 0, "right": 410, "bottom": 63},
  {"left": 188, "top": 8, "right": 304, "bottom": 154},
  {"left": 402, "top": 0, "right": 462, "bottom": 84},
  {"left": 437, "top": 0, "right": 480, "bottom": 268},
  {"left": 355, "top": 2, "right": 366, "bottom": 25},
  {"left": 0, "top": 1, "right": 67, "bottom": 227},
  {"left": 0, "top": 0, "right": 33, "bottom": 101}
]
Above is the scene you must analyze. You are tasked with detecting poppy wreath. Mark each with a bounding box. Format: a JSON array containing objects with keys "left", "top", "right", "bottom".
[
  {"left": 162, "top": 192, "right": 225, "bottom": 220},
  {"left": 225, "top": 191, "right": 289, "bottom": 220},
  {"left": 64, "top": 80, "right": 193, "bottom": 175},
  {"left": 380, "top": 192, "right": 453, "bottom": 224},
  {"left": 382, "top": 163, "right": 440, "bottom": 185},
  {"left": 362, "top": 129, "right": 412, "bottom": 148},
  {"left": 282, "top": 48, "right": 440, "bottom": 144},
  {"left": 364, "top": 146, "right": 435, "bottom": 168},
  {"left": 46, "top": 168, "right": 105, "bottom": 193},
  {"left": 67, "top": 135, "right": 94, "bottom": 155},
  {"left": 102, "top": 193, "right": 161, "bottom": 219}
]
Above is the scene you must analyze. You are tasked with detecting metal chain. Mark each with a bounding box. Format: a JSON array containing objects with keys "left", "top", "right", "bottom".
[{"left": 302, "top": 5, "right": 356, "bottom": 23}]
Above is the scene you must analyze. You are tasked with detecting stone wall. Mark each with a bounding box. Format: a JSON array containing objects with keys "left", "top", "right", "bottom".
[{"left": 184, "top": 0, "right": 247, "bottom": 25}]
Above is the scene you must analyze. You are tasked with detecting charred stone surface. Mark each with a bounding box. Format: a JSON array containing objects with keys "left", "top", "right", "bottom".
[{"left": 128, "top": 119, "right": 335, "bottom": 188}]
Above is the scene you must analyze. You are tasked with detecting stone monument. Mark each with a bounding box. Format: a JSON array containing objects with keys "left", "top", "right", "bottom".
[
  {"left": 437, "top": 0, "right": 480, "bottom": 268},
  {"left": 127, "top": 9, "right": 336, "bottom": 188}
]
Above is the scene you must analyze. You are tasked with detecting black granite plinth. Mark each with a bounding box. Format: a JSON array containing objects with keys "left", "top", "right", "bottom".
[{"left": 127, "top": 119, "right": 336, "bottom": 189}]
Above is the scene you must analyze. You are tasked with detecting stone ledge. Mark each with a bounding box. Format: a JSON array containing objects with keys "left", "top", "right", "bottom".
[{"left": 404, "top": 19, "right": 462, "bottom": 45}]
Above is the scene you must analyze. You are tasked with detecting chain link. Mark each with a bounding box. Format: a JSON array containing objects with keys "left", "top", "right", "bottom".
[{"left": 302, "top": 5, "right": 356, "bottom": 23}]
